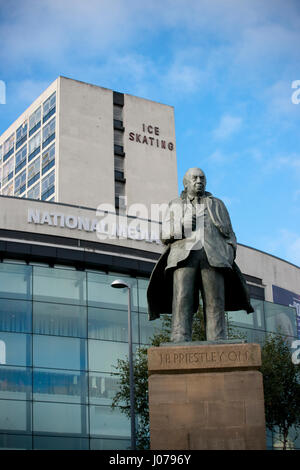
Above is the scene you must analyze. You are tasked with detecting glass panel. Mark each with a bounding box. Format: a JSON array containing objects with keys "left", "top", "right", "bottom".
[
  {"left": 42, "top": 117, "right": 55, "bottom": 142},
  {"left": 27, "top": 182, "right": 40, "bottom": 200},
  {"left": 33, "top": 335, "right": 86, "bottom": 370},
  {"left": 137, "top": 278, "right": 148, "bottom": 313},
  {"left": 43, "top": 92, "right": 56, "bottom": 116},
  {"left": 139, "top": 313, "right": 165, "bottom": 345},
  {"left": 16, "top": 122, "right": 27, "bottom": 142},
  {"left": 0, "top": 332, "right": 31, "bottom": 367},
  {"left": 28, "top": 131, "right": 40, "bottom": 154},
  {"left": 33, "top": 369, "right": 87, "bottom": 403},
  {"left": 227, "top": 309, "right": 255, "bottom": 327},
  {"left": 15, "top": 145, "right": 27, "bottom": 167},
  {"left": 41, "top": 169, "right": 55, "bottom": 196},
  {"left": 0, "top": 399, "right": 31, "bottom": 433},
  {"left": 33, "top": 302, "right": 86, "bottom": 337},
  {"left": 29, "top": 107, "right": 41, "bottom": 130},
  {"left": 33, "top": 435, "right": 89, "bottom": 450},
  {"left": 89, "top": 405, "right": 130, "bottom": 438},
  {"left": 0, "top": 366, "right": 32, "bottom": 400},
  {"left": 90, "top": 438, "right": 130, "bottom": 450},
  {"left": 0, "top": 263, "right": 32, "bottom": 300},
  {"left": 0, "top": 299, "right": 32, "bottom": 333},
  {"left": 87, "top": 272, "right": 137, "bottom": 311},
  {"left": 33, "top": 266, "right": 86, "bottom": 305},
  {"left": 33, "top": 402, "right": 87, "bottom": 435},
  {"left": 88, "top": 340, "right": 128, "bottom": 373},
  {"left": 88, "top": 307, "right": 138, "bottom": 342},
  {"left": 0, "top": 433, "right": 32, "bottom": 450},
  {"left": 89, "top": 372, "right": 122, "bottom": 406},
  {"left": 264, "top": 301, "right": 297, "bottom": 338}
]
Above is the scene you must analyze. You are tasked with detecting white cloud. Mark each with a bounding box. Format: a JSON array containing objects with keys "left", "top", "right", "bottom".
[{"left": 212, "top": 114, "right": 243, "bottom": 140}]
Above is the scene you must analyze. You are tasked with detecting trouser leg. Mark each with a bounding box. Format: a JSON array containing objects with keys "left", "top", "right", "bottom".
[
  {"left": 171, "top": 265, "right": 197, "bottom": 342},
  {"left": 200, "top": 266, "right": 226, "bottom": 340}
]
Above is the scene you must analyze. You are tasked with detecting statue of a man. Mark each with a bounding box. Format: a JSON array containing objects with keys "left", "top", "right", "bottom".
[{"left": 147, "top": 167, "right": 253, "bottom": 342}]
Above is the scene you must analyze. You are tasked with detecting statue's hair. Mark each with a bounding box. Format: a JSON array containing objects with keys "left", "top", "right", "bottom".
[{"left": 183, "top": 168, "right": 206, "bottom": 188}]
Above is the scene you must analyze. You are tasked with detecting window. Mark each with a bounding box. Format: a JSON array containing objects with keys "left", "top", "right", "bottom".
[
  {"left": 33, "top": 266, "right": 86, "bottom": 306},
  {"left": 16, "top": 122, "right": 27, "bottom": 149},
  {"left": 0, "top": 145, "right": 2, "bottom": 163},
  {"left": 2, "top": 183, "right": 13, "bottom": 196},
  {"left": 33, "top": 302, "right": 87, "bottom": 337},
  {"left": 14, "top": 169, "right": 26, "bottom": 195},
  {"left": 15, "top": 145, "right": 27, "bottom": 174},
  {"left": 27, "top": 157, "right": 40, "bottom": 187},
  {"left": 27, "top": 182, "right": 40, "bottom": 200},
  {"left": 43, "top": 92, "right": 56, "bottom": 124},
  {"left": 28, "top": 131, "right": 41, "bottom": 160},
  {"left": 42, "top": 143, "right": 55, "bottom": 174},
  {"left": 0, "top": 263, "right": 32, "bottom": 300},
  {"left": 29, "top": 107, "right": 41, "bottom": 136},
  {"left": 113, "top": 104, "right": 123, "bottom": 121},
  {"left": 114, "top": 129, "right": 123, "bottom": 146},
  {"left": 33, "top": 402, "right": 87, "bottom": 435},
  {"left": 41, "top": 169, "right": 55, "bottom": 199},
  {"left": 114, "top": 155, "right": 125, "bottom": 181},
  {"left": 0, "top": 298, "right": 32, "bottom": 333},
  {"left": 2, "top": 158, "right": 14, "bottom": 186},
  {"left": 42, "top": 117, "right": 55, "bottom": 148},
  {"left": 3, "top": 134, "right": 14, "bottom": 160},
  {"left": 33, "top": 369, "right": 87, "bottom": 403},
  {"left": 33, "top": 335, "right": 86, "bottom": 370}
]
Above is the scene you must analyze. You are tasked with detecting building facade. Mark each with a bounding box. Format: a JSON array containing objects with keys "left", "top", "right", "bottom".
[
  {"left": 0, "top": 78, "right": 299, "bottom": 450},
  {"left": 0, "top": 76, "right": 178, "bottom": 212}
]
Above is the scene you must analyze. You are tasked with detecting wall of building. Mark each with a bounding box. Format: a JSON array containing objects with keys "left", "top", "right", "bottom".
[
  {"left": 58, "top": 77, "right": 115, "bottom": 208},
  {"left": 124, "top": 94, "right": 178, "bottom": 214}
]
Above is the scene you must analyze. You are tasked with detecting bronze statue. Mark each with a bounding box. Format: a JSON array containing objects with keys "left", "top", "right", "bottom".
[{"left": 147, "top": 167, "right": 253, "bottom": 342}]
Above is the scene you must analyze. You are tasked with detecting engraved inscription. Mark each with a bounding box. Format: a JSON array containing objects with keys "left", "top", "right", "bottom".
[{"left": 159, "top": 349, "right": 250, "bottom": 367}]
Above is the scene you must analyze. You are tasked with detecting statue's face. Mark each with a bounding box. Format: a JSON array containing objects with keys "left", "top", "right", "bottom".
[{"left": 185, "top": 168, "right": 206, "bottom": 197}]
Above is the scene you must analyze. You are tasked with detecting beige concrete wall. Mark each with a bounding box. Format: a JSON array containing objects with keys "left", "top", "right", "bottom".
[
  {"left": 123, "top": 94, "right": 178, "bottom": 216},
  {"left": 236, "top": 244, "right": 300, "bottom": 302},
  {"left": 57, "top": 77, "right": 115, "bottom": 207}
]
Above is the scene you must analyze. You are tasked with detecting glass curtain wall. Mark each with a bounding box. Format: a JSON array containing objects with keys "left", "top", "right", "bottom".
[{"left": 0, "top": 260, "right": 298, "bottom": 449}]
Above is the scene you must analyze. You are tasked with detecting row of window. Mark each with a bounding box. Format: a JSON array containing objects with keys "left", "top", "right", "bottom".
[
  {"left": 0, "top": 434, "right": 130, "bottom": 450},
  {"left": 0, "top": 299, "right": 154, "bottom": 343},
  {"left": 0, "top": 399, "right": 130, "bottom": 439},
  {"left": 1, "top": 120, "right": 55, "bottom": 194},
  {"left": 1, "top": 168, "right": 55, "bottom": 201},
  {"left": 0, "top": 92, "right": 56, "bottom": 163},
  {"left": 113, "top": 104, "right": 126, "bottom": 210}
]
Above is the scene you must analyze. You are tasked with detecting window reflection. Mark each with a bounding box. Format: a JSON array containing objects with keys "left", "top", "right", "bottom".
[
  {"left": 88, "top": 307, "right": 138, "bottom": 342},
  {"left": 0, "top": 299, "right": 32, "bottom": 333},
  {"left": 33, "top": 302, "right": 86, "bottom": 337},
  {"left": 89, "top": 372, "right": 122, "bottom": 406},
  {"left": 0, "top": 366, "right": 32, "bottom": 400},
  {"left": 33, "top": 267, "right": 86, "bottom": 305},
  {"left": 0, "top": 263, "right": 32, "bottom": 300},
  {"left": 0, "top": 332, "right": 31, "bottom": 367},
  {"left": 89, "top": 405, "right": 130, "bottom": 438},
  {"left": 33, "top": 369, "right": 87, "bottom": 403},
  {"left": 0, "top": 399, "right": 31, "bottom": 433},
  {"left": 33, "top": 402, "right": 87, "bottom": 435},
  {"left": 33, "top": 335, "right": 86, "bottom": 370},
  {"left": 87, "top": 272, "right": 138, "bottom": 311}
]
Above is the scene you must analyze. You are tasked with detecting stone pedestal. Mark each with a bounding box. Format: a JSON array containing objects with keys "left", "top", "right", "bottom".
[{"left": 148, "top": 342, "right": 266, "bottom": 450}]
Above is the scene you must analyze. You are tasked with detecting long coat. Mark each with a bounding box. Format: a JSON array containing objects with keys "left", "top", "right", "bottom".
[{"left": 147, "top": 193, "right": 254, "bottom": 321}]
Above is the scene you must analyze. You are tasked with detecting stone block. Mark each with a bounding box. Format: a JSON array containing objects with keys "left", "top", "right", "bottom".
[{"left": 148, "top": 342, "right": 266, "bottom": 450}]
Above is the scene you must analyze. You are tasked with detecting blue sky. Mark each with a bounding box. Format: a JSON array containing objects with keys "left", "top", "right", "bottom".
[{"left": 0, "top": 0, "right": 299, "bottom": 266}]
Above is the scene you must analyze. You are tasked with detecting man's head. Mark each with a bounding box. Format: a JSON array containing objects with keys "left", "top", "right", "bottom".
[{"left": 183, "top": 167, "right": 206, "bottom": 198}]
